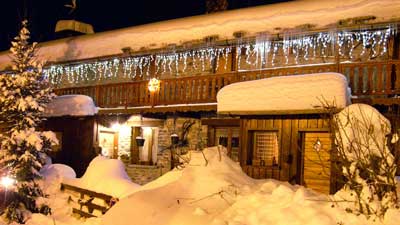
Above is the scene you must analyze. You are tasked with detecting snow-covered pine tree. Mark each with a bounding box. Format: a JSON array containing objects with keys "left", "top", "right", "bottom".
[{"left": 0, "top": 20, "right": 57, "bottom": 223}]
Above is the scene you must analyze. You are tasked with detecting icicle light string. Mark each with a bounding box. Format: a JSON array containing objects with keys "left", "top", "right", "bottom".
[{"left": 43, "top": 27, "right": 395, "bottom": 86}]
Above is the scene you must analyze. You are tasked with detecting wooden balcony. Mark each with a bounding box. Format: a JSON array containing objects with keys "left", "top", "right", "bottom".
[{"left": 54, "top": 60, "right": 400, "bottom": 113}]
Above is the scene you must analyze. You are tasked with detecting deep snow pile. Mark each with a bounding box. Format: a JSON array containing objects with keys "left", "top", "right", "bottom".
[
  {"left": 2, "top": 147, "right": 399, "bottom": 225},
  {"left": 102, "top": 147, "right": 256, "bottom": 225},
  {"left": 217, "top": 73, "right": 351, "bottom": 114},
  {"left": 101, "top": 147, "right": 400, "bottom": 225},
  {"left": 10, "top": 164, "right": 101, "bottom": 225},
  {"left": 64, "top": 156, "right": 140, "bottom": 198},
  {"left": 44, "top": 95, "right": 98, "bottom": 117},
  {"left": 332, "top": 104, "right": 398, "bottom": 217}
]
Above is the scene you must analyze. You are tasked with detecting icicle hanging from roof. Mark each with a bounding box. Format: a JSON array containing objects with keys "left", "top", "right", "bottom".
[{"left": 42, "top": 26, "right": 396, "bottom": 88}]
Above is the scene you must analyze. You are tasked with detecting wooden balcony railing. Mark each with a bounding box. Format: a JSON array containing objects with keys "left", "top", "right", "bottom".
[{"left": 54, "top": 60, "right": 400, "bottom": 109}]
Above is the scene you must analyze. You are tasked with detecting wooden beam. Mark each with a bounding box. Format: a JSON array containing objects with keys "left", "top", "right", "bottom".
[
  {"left": 98, "top": 104, "right": 217, "bottom": 114},
  {"left": 201, "top": 118, "right": 240, "bottom": 126},
  {"left": 130, "top": 127, "right": 141, "bottom": 164},
  {"left": 61, "top": 183, "right": 115, "bottom": 202},
  {"left": 218, "top": 109, "right": 339, "bottom": 116},
  {"left": 73, "top": 208, "right": 96, "bottom": 218}
]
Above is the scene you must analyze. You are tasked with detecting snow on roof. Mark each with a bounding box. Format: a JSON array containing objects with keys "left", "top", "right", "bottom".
[
  {"left": 44, "top": 95, "right": 98, "bottom": 117},
  {"left": 217, "top": 73, "right": 351, "bottom": 115},
  {"left": 0, "top": 0, "right": 399, "bottom": 70}
]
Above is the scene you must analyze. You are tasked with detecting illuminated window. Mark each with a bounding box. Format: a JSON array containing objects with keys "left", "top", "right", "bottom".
[{"left": 253, "top": 132, "right": 279, "bottom": 166}]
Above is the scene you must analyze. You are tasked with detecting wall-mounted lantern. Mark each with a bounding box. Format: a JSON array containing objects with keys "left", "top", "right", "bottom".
[
  {"left": 148, "top": 78, "right": 160, "bottom": 92},
  {"left": 135, "top": 136, "right": 145, "bottom": 147},
  {"left": 171, "top": 133, "right": 179, "bottom": 145}
]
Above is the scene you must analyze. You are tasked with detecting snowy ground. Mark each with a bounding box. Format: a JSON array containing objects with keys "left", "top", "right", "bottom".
[{"left": 2, "top": 147, "right": 400, "bottom": 225}]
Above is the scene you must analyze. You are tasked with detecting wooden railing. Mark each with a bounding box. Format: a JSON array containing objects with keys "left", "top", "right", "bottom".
[{"left": 54, "top": 60, "right": 400, "bottom": 109}]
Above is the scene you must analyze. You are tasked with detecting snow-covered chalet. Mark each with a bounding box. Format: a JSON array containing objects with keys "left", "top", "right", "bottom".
[{"left": 0, "top": 0, "right": 399, "bottom": 191}]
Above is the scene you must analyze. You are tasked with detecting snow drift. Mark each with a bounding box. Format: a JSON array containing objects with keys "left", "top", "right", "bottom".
[
  {"left": 102, "top": 147, "right": 256, "bottom": 225},
  {"left": 101, "top": 146, "right": 400, "bottom": 225},
  {"left": 217, "top": 72, "right": 351, "bottom": 114},
  {"left": 332, "top": 104, "right": 398, "bottom": 217},
  {"left": 63, "top": 156, "right": 140, "bottom": 198},
  {"left": 335, "top": 103, "right": 393, "bottom": 161},
  {"left": 8, "top": 147, "right": 399, "bottom": 225},
  {"left": 40, "top": 163, "right": 76, "bottom": 180},
  {"left": 44, "top": 95, "right": 98, "bottom": 117}
]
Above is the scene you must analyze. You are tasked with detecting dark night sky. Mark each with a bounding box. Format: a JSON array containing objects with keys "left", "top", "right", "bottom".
[{"left": 0, "top": 0, "right": 290, "bottom": 52}]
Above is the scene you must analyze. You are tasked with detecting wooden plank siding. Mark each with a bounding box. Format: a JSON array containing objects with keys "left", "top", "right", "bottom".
[
  {"left": 239, "top": 115, "right": 331, "bottom": 186},
  {"left": 302, "top": 132, "right": 332, "bottom": 194},
  {"left": 54, "top": 60, "right": 400, "bottom": 110}
]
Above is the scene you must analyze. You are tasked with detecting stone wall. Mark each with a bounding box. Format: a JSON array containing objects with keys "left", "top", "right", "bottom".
[
  {"left": 125, "top": 164, "right": 163, "bottom": 185},
  {"left": 124, "top": 116, "right": 210, "bottom": 185},
  {"left": 118, "top": 126, "right": 131, "bottom": 157},
  {"left": 158, "top": 117, "right": 208, "bottom": 152}
]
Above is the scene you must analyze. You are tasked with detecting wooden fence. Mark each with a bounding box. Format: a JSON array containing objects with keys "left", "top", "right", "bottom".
[{"left": 55, "top": 60, "right": 400, "bottom": 108}]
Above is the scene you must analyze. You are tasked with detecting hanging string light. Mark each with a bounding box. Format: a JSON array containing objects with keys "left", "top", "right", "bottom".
[{"left": 43, "top": 26, "right": 395, "bottom": 87}]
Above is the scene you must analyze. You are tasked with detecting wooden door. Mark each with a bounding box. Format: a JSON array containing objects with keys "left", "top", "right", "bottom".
[
  {"left": 215, "top": 127, "right": 240, "bottom": 161},
  {"left": 302, "top": 132, "right": 332, "bottom": 194},
  {"left": 99, "top": 130, "right": 119, "bottom": 159}
]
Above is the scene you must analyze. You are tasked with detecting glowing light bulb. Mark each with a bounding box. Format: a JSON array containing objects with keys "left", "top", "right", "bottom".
[{"left": 1, "top": 176, "right": 16, "bottom": 189}]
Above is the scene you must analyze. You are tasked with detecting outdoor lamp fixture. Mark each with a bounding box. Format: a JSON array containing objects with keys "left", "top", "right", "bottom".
[
  {"left": 148, "top": 78, "right": 160, "bottom": 92},
  {"left": 171, "top": 133, "right": 179, "bottom": 145},
  {"left": 111, "top": 123, "right": 121, "bottom": 131},
  {"left": 1, "top": 176, "right": 15, "bottom": 189},
  {"left": 135, "top": 136, "right": 145, "bottom": 147}
]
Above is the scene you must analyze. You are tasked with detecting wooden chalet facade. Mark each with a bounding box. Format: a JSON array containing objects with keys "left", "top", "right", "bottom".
[
  {"left": 0, "top": 0, "right": 399, "bottom": 190},
  {"left": 239, "top": 115, "right": 334, "bottom": 194},
  {"left": 216, "top": 72, "right": 350, "bottom": 194}
]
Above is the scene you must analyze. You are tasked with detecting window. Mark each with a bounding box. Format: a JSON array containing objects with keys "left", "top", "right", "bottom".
[{"left": 253, "top": 131, "right": 279, "bottom": 166}]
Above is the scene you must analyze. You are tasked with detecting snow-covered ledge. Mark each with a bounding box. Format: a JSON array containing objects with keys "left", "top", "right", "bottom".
[
  {"left": 217, "top": 72, "right": 351, "bottom": 115},
  {"left": 44, "top": 95, "right": 98, "bottom": 117}
]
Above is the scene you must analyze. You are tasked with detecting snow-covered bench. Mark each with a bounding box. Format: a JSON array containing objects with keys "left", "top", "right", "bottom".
[
  {"left": 58, "top": 156, "right": 140, "bottom": 218},
  {"left": 61, "top": 182, "right": 118, "bottom": 218}
]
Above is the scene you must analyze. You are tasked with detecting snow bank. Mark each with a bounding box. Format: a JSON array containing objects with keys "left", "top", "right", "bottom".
[
  {"left": 40, "top": 164, "right": 76, "bottom": 180},
  {"left": 7, "top": 147, "right": 399, "bottom": 225},
  {"left": 8, "top": 164, "right": 102, "bottom": 225},
  {"left": 217, "top": 73, "right": 351, "bottom": 114},
  {"left": 64, "top": 156, "right": 140, "bottom": 198},
  {"left": 44, "top": 95, "right": 98, "bottom": 117},
  {"left": 0, "top": 0, "right": 398, "bottom": 69},
  {"left": 215, "top": 180, "right": 400, "bottom": 225},
  {"left": 102, "top": 147, "right": 256, "bottom": 225},
  {"left": 335, "top": 103, "right": 392, "bottom": 161},
  {"left": 101, "top": 147, "right": 400, "bottom": 225}
]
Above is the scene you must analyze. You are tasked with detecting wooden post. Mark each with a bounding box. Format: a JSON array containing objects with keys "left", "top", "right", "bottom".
[
  {"left": 150, "top": 91, "right": 155, "bottom": 107},
  {"left": 392, "top": 25, "right": 400, "bottom": 60},
  {"left": 130, "top": 127, "right": 141, "bottom": 164},
  {"left": 227, "top": 128, "right": 232, "bottom": 157},
  {"left": 113, "top": 132, "right": 119, "bottom": 159},
  {"left": 94, "top": 86, "right": 100, "bottom": 106},
  {"left": 231, "top": 46, "right": 238, "bottom": 72},
  {"left": 392, "top": 27, "right": 400, "bottom": 90},
  {"left": 148, "top": 128, "right": 154, "bottom": 164},
  {"left": 149, "top": 54, "right": 157, "bottom": 77},
  {"left": 207, "top": 126, "right": 215, "bottom": 147}
]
